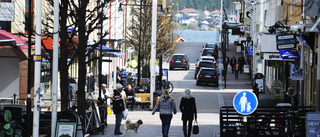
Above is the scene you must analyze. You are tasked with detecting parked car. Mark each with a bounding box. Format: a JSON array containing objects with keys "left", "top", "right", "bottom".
[
  {"left": 196, "top": 67, "right": 219, "bottom": 86},
  {"left": 194, "top": 60, "right": 215, "bottom": 79},
  {"left": 198, "top": 56, "right": 217, "bottom": 66},
  {"left": 169, "top": 53, "right": 190, "bottom": 70},
  {"left": 203, "top": 42, "right": 219, "bottom": 51},
  {"left": 200, "top": 48, "right": 218, "bottom": 59}
]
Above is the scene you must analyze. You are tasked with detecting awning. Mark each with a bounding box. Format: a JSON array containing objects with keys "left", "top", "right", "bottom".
[
  {"left": 41, "top": 36, "right": 78, "bottom": 49},
  {"left": 0, "top": 29, "right": 28, "bottom": 47},
  {"left": 87, "top": 45, "right": 124, "bottom": 58}
]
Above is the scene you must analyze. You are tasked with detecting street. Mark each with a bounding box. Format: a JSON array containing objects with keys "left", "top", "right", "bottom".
[{"left": 92, "top": 42, "right": 253, "bottom": 137}]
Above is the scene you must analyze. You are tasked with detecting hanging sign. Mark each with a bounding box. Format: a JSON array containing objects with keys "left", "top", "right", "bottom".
[{"left": 276, "top": 34, "right": 296, "bottom": 50}]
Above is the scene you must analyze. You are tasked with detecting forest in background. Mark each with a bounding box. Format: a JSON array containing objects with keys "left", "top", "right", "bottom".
[{"left": 175, "top": 0, "right": 235, "bottom": 12}]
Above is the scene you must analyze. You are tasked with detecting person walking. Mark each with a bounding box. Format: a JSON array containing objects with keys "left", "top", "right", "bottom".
[
  {"left": 179, "top": 88, "right": 197, "bottom": 137},
  {"left": 230, "top": 56, "right": 237, "bottom": 73},
  {"left": 119, "top": 67, "right": 127, "bottom": 88},
  {"left": 283, "top": 87, "right": 297, "bottom": 107},
  {"left": 234, "top": 61, "right": 240, "bottom": 79},
  {"left": 112, "top": 84, "right": 125, "bottom": 135},
  {"left": 238, "top": 55, "right": 245, "bottom": 73},
  {"left": 152, "top": 90, "right": 177, "bottom": 137},
  {"left": 224, "top": 55, "right": 230, "bottom": 74}
]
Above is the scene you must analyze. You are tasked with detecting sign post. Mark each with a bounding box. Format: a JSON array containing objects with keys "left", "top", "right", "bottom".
[{"left": 233, "top": 91, "right": 259, "bottom": 137}]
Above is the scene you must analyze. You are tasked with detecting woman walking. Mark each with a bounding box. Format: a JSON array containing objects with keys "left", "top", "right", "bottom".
[
  {"left": 152, "top": 90, "right": 177, "bottom": 137},
  {"left": 180, "top": 88, "right": 197, "bottom": 137}
]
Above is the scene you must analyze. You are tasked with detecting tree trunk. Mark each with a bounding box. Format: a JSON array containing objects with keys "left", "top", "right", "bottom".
[
  {"left": 59, "top": 0, "right": 69, "bottom": 111},
  {"left": 77, "top": 0, "right": 88, "bottom": 131}
]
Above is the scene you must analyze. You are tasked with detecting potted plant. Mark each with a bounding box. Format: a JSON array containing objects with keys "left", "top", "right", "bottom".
[{"left": 0, "top": 110, "right": 21, "bottom": 137}]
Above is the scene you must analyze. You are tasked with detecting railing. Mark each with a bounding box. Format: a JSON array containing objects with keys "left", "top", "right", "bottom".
[{"left": 220, "top": 106, "right": 313, "bottom": 137}]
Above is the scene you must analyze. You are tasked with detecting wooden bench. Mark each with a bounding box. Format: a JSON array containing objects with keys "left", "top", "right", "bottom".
[{"left": 131, "top": 93, "right": 150, "bottom": 110}]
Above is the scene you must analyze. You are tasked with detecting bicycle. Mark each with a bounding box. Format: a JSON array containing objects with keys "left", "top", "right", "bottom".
[
  {"left": 159, "top": 79, "right": 174, "bottom": 93},
  {"left": 284, "top": 109, "right": 300, "bottom": 137}
]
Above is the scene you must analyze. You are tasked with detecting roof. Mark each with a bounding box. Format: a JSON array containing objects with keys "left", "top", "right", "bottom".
[
  {"left": 179, "top": 8, "right": 198, "bottom": 13},
  {"left": 0, "top": 30, "right": 28, "bottom": 47},
  {"left": 172, "top": 53, "right": 187, "bottom": 56},
  {"left": 211, "top": 10, "right": 221, "bottom": 14},
  {"left": 172, "top": 35, "right": 186, "bottom": 42}
]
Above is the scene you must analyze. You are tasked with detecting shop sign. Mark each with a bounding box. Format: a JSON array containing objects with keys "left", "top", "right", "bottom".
[
  {"left": 271, "top": 80, "right": 283, "bottom": 100},
  {"left": 240, "top": 26, "right": 250, "bottom": 32},
  {"left": 290, "top": 64, "right": 303, "bottom": 80},
  {"left": 279, "top": 49, "right": 300, "bottom": 60},
  {"left": 264, "top": 53, "right": 295, "bottom": 61},
  {"left": 276, "top": 34, "right": 296, "bottom": 50}
]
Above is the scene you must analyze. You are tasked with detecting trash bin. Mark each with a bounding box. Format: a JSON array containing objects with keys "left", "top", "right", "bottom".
[{"left": 153, "top": 90, "right": 163, "bottom": 108}]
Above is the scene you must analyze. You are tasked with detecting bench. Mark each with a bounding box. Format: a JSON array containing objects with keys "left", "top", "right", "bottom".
[{"left": 128, "top": 93, "right": 150, "bottom": 110}]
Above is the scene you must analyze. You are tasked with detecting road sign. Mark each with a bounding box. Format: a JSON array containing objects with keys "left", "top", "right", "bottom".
[{"left": 233, "top": 91, "right": 258, "bottom": 115}]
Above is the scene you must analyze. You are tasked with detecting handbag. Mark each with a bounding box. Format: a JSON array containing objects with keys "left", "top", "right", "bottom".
[
  {"left": 107, "top": 106, "right": 112, "bottom": 115},
  {"left": 122, "top": 108, "right": 128, "bottom": 120},
  {"left": 193, "top": 120, "right": 199, "bottom": 134}
]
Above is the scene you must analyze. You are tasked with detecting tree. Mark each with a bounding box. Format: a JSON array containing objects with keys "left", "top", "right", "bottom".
[
  {"left": 125, "top": 0, "right": 176, "bottom": 77},
  {"left": 40, "top": 0, "right": 110, "bottom": 128}
]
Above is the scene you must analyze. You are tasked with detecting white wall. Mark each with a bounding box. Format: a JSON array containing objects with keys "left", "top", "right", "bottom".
[{"left": 0, "top": 58, "right": 20, "bottom": 98}]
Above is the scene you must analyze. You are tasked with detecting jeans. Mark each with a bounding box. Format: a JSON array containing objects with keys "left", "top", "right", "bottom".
[
  {"left": 183, "top": 120, "right": 193, "bottom": 137},
  {"left": 160, "top": 114, "right": 173, "bottom": 136},
  {"left": 114, "top": 112, "right": 123, "bottom": 133},
  {"left": 235, "top": 70, "right": 239, "bottom": 79}
]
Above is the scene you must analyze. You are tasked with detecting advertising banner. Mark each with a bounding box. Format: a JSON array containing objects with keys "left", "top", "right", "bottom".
[
  {"left": 290, "top": 64, "right": 303, "bottom": 80},
  {"left": 271, "top": 80, "right": 283, "bottom": 100}
]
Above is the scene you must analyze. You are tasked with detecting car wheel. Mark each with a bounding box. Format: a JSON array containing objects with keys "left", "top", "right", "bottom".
[
  {"left": 187, "top": 66, "right": 189, "bottom": 70},
  {"left": 196, "top": 81, "right": 200, "bottom": 86},
  {"left": 169, "top": 67, "right": 173, "bottom": 70}
]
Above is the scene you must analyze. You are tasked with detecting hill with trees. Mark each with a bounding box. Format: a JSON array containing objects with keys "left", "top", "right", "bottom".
[{"left": 175, "top": 0, "right": 234, "bottom": 12}]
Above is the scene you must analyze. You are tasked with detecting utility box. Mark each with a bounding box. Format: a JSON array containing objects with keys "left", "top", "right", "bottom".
[
  {"left": 306, "top": 112, "right": 320, "bottom": 137},
  {"left": 236, "top": 45, "right": 241, "bottom": 53}
]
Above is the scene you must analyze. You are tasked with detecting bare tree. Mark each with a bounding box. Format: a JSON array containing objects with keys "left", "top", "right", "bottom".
[{"left": 125, "top": 0, "right": 176, "bottom": 77}]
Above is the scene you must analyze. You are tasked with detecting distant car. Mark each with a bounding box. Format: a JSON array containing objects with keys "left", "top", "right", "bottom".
[
  {"left": 196, "top": 67, "right": 219, "bottom": 86},
  {"left": 194, "top": 60, "right": 215, "bottom": 79},
  {"left": 200, "top": 48, "right": 218, "bottom": 59},
  {"left": 203, "top": 42, "right": 219, "bottom": 50},
  {"left": 169, "top": 53, "right": 190, "bottom": 70},
  {"left": 199, "top": 56, "right": 217, "bottom": 66}
]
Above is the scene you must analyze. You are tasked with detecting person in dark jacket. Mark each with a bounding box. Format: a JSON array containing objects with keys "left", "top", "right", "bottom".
[
  {"left": 113, "top": 84, "right": 125, "bottom": 135},
  {"left": 124, "top": 84, "right": 135, "bottom": 110},
  {"left": 224, "top": 55, "right": 230, "bottom": 74},
  {"left": 179, "top": 88, "right": 197, "bottom": 137},
  {"left": 238, "top": 55, "right": 245, "bottom": 73},
  {"left": 230, "top": 56, "right": 237, "bottom": 73},
  {"left": 152, "top": 90, "right": 177, "bottom": 137}
]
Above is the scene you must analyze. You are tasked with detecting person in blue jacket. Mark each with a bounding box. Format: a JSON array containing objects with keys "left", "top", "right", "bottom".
[{"left": 119, "top": 67, "right": 127, "bottom": 87}]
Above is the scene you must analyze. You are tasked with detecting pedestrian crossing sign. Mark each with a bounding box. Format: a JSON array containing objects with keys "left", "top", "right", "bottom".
[{"left": 233, "top": 91, "right": 258, "bottom": 115}]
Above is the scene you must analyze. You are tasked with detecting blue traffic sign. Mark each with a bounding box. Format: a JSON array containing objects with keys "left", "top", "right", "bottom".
[{"left": 233, "top": 91, "right": 258, "bottom": 115}]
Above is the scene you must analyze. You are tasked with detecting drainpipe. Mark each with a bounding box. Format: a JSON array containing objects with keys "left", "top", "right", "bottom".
[
  {"left": 299, "top": 30, "right": 304, "bottom": 107},
  {"left": 317, "top": 34, "right": 320, "bottom": 111}
]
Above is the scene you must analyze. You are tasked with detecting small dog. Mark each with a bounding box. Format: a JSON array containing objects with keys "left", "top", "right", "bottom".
[{"left": 124, "top": 119, "right": 143, "bottom": 133}]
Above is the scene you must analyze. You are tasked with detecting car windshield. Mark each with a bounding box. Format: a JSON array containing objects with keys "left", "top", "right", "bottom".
[
  {"left": 200, "top": 70, "right": 215, "bottom": 75},
  {"left": 203, "top": 49, "right": 214, "bottom": 53},
  {"left": 206, "top": 44, "right": 216, "bottom": 48},
  {"left": 171, "top": 55, "right": 186, "bottom": 60},
  {"left": 199, "top": 62, "right": 213, "bottom": 67}
]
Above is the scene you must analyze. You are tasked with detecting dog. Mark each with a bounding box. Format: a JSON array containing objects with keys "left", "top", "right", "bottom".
[{"left": 124, "top": 119, "right": 143, "bottom": 133}]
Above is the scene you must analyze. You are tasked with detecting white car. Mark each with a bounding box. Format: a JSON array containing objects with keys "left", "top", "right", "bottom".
[{"left": 198, "top": 56, "right": 217, "bottom": 66}]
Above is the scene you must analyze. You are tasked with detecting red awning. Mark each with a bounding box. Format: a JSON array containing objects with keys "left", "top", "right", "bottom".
[
  {"left": 0, "top": 30, "right": 28, "bottom": 48},
  {"left": 41, "top": 36, "right": 79, "bottom": 49}
]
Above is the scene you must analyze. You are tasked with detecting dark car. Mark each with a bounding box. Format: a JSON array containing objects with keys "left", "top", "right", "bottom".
[
  {"left": 169, "top": 53, "right": 190, "bottom": 70},
  {"left": 200, "top": 48, "right": 218, "bottom": 59},
  {"left": 194, "top": 60, "right": 215, "bottom": 78},
  {"left": 196, "top": 67, "right": 219, "bottom": 86}
]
